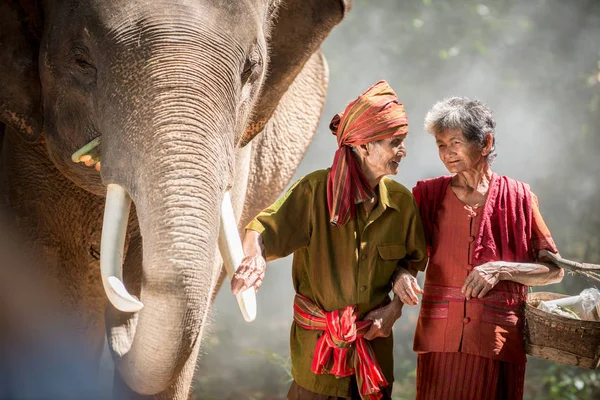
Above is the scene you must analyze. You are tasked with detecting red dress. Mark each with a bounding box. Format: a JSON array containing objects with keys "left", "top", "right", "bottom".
[{"left": 412, "top": 174, "right": 557, "bottom": 400}]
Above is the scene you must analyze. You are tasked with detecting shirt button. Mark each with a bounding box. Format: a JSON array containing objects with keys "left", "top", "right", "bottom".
[
  {"left": 469, "top": 236, "right": 476, "bottom": 243},
  {"left": 360, "top": 254, "right": 368, "bottom": 261},
  {"left": 463, "top": 317, "right": 471, "bottom": 324},
  {"left": 360, "top": 285, "right": 367, "bottom": 292}
]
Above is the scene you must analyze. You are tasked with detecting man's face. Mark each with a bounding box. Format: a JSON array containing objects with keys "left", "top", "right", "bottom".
[
  {"left": 365, "top": 133, "right": 408, "bottom": 177},
  {"left": 435, "top": 128, "right": 483, "bottom": 174}
]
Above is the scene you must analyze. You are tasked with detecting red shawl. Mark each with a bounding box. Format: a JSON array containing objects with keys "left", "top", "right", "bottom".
[{"left": 412, "top": 173, "right": 536, "bottom": 264}]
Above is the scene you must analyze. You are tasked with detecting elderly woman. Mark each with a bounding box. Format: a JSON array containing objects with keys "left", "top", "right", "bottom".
[
  {"left": 231, "top": 81, "right": 428, "bottom": 400},
  {"left": 393, "top": 97, "right": 564, "bottom": 400}
]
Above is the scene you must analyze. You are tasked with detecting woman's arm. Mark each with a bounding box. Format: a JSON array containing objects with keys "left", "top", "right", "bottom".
[
  {"left": 463, "top": 192, "right": 565, "bottom": 300},
  {"left": 392, "top": 266, "right": 423, "bottom": 305},
  {"left": 497, "top": 260, "right": 564, "bottom": 286},
  {"left": 461, "top": 254, "right": 564, "bottom": 300}
]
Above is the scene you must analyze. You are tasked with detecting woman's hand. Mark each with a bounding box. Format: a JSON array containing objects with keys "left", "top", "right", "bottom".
[
  {"left": 461, "top": 262, "right": 504, "bottom": 299},
  {"left": 392, "top": 267, "right": 423, "bottom": 306},
  {"left": 471, "top": 254, "right": 564, "bottom": 287},
  {"left": 231, "top": 255, "right": 267, "bottom": 295},
  {"left": 363, "top": 297, "right": 403, "bottom": 340}
]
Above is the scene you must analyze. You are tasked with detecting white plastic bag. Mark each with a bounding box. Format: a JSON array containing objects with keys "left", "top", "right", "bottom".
[
  {"left": 580, "top": 288, "right": 600, "bottom": 320},
  {"left": 537, "top": 288, "right": 600, "bottom": 321}
]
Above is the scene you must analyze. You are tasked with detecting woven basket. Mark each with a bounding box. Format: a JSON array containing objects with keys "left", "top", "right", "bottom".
[{"left": 524, "top": 292, "right": 600, "bottom": 369}]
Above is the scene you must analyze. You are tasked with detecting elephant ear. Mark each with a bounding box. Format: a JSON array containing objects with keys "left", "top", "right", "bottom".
[
  {"left": 0, "top": 0, "right": 44, "bottom": 142},
  {"left": 240, "top": 50, "right": 328, "bottom": 227},
  {"left": 238, "top": 0, "right": 351, "bottom": 147}
]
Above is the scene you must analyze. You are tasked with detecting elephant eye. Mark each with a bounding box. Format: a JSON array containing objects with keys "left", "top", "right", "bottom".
[
  {"left": 241, "top": 45, "right": 263, "bottom": 85},
  {"left": 241, "top": 57, "right": 258, "bottom": 85},
  {"left": 75, "top": 58, "right": 94, "bottom": 70},
  {"left": 241, "top": 59, "right": 252, "bottom": 83},
  {"left": 70, "top": 45, "right": 97, "bottom": 74}
]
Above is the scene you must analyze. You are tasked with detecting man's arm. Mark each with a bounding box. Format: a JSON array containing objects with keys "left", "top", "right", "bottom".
[
  {"left": 363, "top": 295, "right": 403, "bottom": 340},
  {"left": 364, "top": 195, "right": 428, "bottom": 338},
  {"left": 231, "top": 178, "right": 312, "bottom": 294},
  {"left": 242, "top": 229, "right": 265, "bottom": 259},
  {"left": 231, "top": 230, "right": 267, "bottom": 294},
  {"left": 391, "top": 196, "right": 428, "bottom": 306}
]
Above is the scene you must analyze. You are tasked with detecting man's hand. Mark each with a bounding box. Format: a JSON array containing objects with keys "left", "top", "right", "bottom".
[
  {"left": 461, "top": 262, "right": 504, "bottom": 299},
  {"left": 231, "top": 255, "right": 267, "bottom": 295},
  {"left": 392, "top": 267, "right": 422, "bottom": 306},
  {"left": 363, "top": 297, "right": 403, "bottom": 340}
]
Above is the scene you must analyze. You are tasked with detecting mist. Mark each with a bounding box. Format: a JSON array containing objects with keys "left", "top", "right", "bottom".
[{"left": 204, "top": 0, "right": 600, "bottom": 398}]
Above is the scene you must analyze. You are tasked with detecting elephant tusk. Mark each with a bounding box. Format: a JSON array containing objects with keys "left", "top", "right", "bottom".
[
  {"left": 218, "top": 191, "right": 257, "bottom": 322},
  {"left": 101, "top": 184, "right": 144, "bottom": 313}
]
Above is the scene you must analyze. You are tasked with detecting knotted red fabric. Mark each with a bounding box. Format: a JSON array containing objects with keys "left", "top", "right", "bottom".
[
  {"left": 293, "top": 294, "right": 388, "bottom": 400},
  {"left": 327, "top": 80, "right": 408, "bottom": 226}
]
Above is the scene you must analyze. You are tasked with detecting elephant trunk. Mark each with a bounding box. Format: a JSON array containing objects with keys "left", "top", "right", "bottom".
[
  {"left": 104, "top": 130, "right": 230, "bottom": 394},
  {"left": 100, "top": 39, "right": 237, "bottom": 393}
]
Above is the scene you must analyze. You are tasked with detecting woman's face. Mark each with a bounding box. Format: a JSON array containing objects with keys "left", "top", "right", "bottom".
[
  {"left": 435, "top": 128, "right": 486, "bottom": 174},
  {"left": 363, "top": 134, "right": 407, "bottom": 178}
]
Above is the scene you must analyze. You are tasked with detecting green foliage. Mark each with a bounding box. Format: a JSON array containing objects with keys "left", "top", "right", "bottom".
[
  {"left": 534, "top": 57, "right": 600, "bottom": 292},
  {"left": 391, "top": 360, "right": 417, "bottom": 400},
  {"left": 244, "top": 349, "right": 293, "bottom": 384},
  {"left": 525, "top": 359, "right": 600, "bottom": 400},
  {"left": 194, "top": 322, "right": 291, "bottom": 399}
]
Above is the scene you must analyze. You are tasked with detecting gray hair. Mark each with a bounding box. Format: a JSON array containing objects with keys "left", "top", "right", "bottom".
[{"left": 424, "top": 97, "right": 497, "bottom": 164}]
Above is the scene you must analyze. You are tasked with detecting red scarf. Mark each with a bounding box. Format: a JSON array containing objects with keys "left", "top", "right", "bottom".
[
  {"left": 293, "top": 294, "right": 388, "bottom": 400},
  {"left": 412, "top": 173, "right": 540, "bottom": 263},
  {"left": 327, "top": 80, "right": 408, "bottom": 226}
]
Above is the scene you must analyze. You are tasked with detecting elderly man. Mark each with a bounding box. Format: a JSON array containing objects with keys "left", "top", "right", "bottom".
[{"left": 231, "top": 81, "right": 428, "bottom": 400}]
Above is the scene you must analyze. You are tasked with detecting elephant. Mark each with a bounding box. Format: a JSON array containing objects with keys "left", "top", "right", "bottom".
[{"left": 0, "top": 0, "right": 351, "bottom": 398}]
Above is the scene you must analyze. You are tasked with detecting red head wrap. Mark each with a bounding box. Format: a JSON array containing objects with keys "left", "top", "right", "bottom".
[{"left": 327, "top": 80, "right": 408, "bottom": 226}]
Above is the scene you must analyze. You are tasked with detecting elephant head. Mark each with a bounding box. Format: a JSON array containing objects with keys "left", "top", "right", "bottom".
[{"left": 0, "top": 0, "right": 351, "bottom": 396}]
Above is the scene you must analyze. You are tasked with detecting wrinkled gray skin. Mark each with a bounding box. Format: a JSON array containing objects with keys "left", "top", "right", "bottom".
[{"left": 0, "top": 0, "right": 351, "bottom": 398}]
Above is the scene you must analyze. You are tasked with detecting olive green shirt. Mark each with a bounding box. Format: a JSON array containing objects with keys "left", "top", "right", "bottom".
[{"left": 246, "top": 169, "right": 427, "bottom": 397}]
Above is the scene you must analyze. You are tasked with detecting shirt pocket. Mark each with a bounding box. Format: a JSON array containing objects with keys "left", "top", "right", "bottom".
[{"left": 376, "top": 243, "right": 407, "bottom": 274}]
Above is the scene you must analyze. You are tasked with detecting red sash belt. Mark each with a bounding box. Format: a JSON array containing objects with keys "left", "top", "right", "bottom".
[{"left": 293, "top": 294, "right": 388, "bottom": 399}]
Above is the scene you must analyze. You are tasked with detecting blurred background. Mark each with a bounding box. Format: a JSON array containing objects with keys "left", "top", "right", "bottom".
[{"left": 196, "top": 0, "right": 600, "bottom": 399}]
